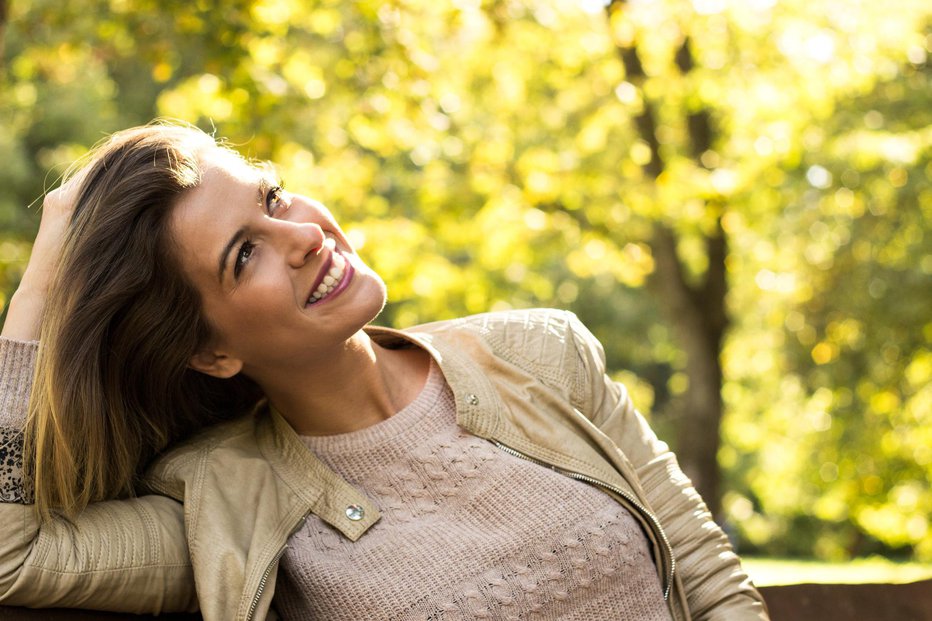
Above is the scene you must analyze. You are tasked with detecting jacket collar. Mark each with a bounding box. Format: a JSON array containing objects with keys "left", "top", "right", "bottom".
[
  {"left": 258, "top": 324, "right": 508, "bottom": 541},
  {"left": 366, "top": 325, "right": 507, "bottom": 440}
]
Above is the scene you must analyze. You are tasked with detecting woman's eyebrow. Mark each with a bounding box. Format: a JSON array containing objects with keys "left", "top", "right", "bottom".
[{"left": 257, "top": 176, "right": 273, "bottom": 203}]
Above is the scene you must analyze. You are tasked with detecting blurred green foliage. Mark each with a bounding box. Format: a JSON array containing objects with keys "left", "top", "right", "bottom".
[
  {"left": 0, "top": 0, "right": 929, "bottom": 561},
  {"left": 743, "top": 555, "right": 932, "bottom": 586}
]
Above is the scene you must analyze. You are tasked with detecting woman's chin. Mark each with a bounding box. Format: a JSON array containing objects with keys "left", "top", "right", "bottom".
[
  {"left": 341, "top": 267, "right": 387, "bottom": 326},
  {"left": 364, "top": 275, "right": 389, "bottom": 322}
]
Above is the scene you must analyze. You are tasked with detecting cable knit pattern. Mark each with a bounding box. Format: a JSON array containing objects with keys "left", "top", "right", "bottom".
[
  {"left": 0, "top": 338, "right": 37, "bottom": 504},
  {"left": 275, "top": 360, "right": 672, "bottom": 620}
]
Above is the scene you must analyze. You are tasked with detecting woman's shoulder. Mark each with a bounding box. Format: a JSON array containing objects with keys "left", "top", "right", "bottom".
[
  {"left": 142, "top": 409, "right": 265, "bottom": 499},
  {"left": 407, "top": 308, "right": 595, "bottom": 373},
  {"left": 408, "top": 307, "right": 581, "bottom": 339}
]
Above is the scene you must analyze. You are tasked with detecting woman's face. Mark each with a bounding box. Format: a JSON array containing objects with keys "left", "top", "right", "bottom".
[{"left": 170, "top": 146, "right": 387, "bottom": 380}]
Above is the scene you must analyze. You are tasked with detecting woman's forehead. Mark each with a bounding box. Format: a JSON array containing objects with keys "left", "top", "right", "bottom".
[
  {"left": 198, "top": 146, "right": 260, "bottom": 180},
  {"left": 169, "top": 156, "right": 256, "bottom": 282},
  {"left": 180, "top": 153, "right": 265, "bottom": 220}
]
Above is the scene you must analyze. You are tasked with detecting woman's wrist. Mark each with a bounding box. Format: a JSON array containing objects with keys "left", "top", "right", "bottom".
[
  {"left": 2, "top": 285, "right": 45, "bottom": 341},
  {"left": 4, "top": 167, "right": 88, "bottom": 342},
  {"left": 2, "top": 203, "right": 69, "bottom": 341}
]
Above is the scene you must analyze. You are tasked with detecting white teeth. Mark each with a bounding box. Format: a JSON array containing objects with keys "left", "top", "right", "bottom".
[
  {"left": 323, "top": 237, "right": 336, "bottom": 250},
  {"left": 307, "top": 251, "right": 347, "bottom": 305}
]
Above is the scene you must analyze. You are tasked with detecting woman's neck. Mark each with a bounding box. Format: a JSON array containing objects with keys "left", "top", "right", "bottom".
[{"left": 256, "top": 330, "right": 431, "bottom": 436}]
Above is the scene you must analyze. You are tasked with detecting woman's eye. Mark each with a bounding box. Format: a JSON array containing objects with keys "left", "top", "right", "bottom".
[
  {"left": 266, "top": 186, "right": 287, "bottom": 216},
  {"left": 234, "top": 240, "right": 254, "bottom": 278}
]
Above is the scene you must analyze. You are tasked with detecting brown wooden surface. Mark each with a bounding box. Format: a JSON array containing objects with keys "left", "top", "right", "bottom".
[
  {"left": 1, "top": 580, "right": 930, "bottom": 619},
  {"left": 0, "top": 610, "right": 200, "bottom": 620},
  {"left": 760, "top": 579, "right": 932, "bottom": 621}
]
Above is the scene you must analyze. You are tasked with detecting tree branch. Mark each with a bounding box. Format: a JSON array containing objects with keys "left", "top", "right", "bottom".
[
  {"left": 676, "top": 36, "right": 714, "bottom": 161},
  {"left": 0, "top": 0, "right": 8, "bottom": 70},
  {"left": 607, "top": 0, "right": 664, "bottom": 180}
]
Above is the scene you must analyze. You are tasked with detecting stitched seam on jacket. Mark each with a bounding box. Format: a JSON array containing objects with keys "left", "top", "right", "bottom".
[
  {"left": 23, "top": 561, "right": 193, "bottom": 575},
  {"left": 483, "top": 314, "right": 577, "bottom": 398}
]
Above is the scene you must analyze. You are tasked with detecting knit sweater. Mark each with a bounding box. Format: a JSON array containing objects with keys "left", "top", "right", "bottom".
[{"left": 276, "top": 360, "right": 672, "bottom": 621}]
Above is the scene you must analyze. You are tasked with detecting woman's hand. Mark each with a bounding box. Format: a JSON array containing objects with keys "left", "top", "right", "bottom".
[{"left": 1, "top": 168, "right": 89, "bottom": 340}]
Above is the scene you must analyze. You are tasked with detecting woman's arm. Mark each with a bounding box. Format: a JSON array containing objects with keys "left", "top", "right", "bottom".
[
  {"left": 1, "top": 172, "right": 88, "bottom": 504},
  {"left": 0, "top": 495, "right": 196, "bottom": 612},
  {"left": 0, "top": 179, "right": 198, "bottom": 613},
  {"left": 0, "top": 341, "right": 197, "bottom": 613},
  {"left": 567, "top": 314, "right": 768, "bottom": 621},
  {"left": 2, "top": 169, "right": 93, "bottom": 504}
]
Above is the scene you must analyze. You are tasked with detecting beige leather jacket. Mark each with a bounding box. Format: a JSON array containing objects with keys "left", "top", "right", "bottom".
[{"left": 0, "top": 309, "right": 767, "bottom": 620}]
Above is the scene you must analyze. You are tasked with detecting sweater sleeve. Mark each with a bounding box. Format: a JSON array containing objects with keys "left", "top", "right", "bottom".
[
  {"left": 566, "top": 313, "right": 769, "bottom": 621},
  {"left": 0, "top": 338, "right": 38, "bottom": 504}
]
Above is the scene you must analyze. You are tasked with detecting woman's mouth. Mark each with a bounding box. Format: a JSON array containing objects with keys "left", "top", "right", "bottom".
[{"left": 307, "top": 238, "right": 354, "bottom": 306}]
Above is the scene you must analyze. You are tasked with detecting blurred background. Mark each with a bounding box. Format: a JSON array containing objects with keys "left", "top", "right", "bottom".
[{"left": 0, "top": 0, "right": 929, "bottom": 581}]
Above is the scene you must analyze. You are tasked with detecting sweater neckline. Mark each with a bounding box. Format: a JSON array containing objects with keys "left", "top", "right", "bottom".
[{"left": 299, "top": 358, "right": 444, "bottom": 455}]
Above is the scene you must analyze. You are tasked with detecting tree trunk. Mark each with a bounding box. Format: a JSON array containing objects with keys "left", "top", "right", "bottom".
[
  {"left": 606, "top": 0, "right": 728, "bottom": 517},
  {"left": 650, "top": 223, "right": 728, "bottom": 517}
]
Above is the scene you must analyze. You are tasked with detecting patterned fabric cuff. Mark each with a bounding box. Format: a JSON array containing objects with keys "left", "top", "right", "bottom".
[{"left": 0, "top": 427, "right": 26, "bottom": 503}]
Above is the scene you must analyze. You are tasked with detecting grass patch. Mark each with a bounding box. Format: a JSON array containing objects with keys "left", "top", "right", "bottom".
[{"left": 743, "top": 556, "right": 932, "bottom": 586}]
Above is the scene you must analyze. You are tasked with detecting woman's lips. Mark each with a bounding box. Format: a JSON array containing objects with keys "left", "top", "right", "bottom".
[
  {"left": 306, "top": 245, "right": 354, "bottom": 306},
  {"left": 312, "top": 257, "right": 354, "bottom": 306},
  {"left": 306, "top": 240, "right": 335, "bottom": 298}
]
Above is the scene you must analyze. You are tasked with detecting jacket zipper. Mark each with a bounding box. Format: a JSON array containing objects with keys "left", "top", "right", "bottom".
[
  {"left": 494, "top": 441, "right": 675, "bottom": 600},
  {"left": 245, "top": 511, "right": 311, "bottom": 621}
]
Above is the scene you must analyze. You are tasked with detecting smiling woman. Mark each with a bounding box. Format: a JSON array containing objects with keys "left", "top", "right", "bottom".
[
  {"left": 0, "top": 122, "right": 768, "bottom": 620},
  {"left": 167, "top": 146, "right": 405, "bottom": 434}
]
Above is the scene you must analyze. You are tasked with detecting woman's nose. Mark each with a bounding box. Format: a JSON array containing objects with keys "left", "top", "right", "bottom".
[{"left": 282, "top": 221, "right": 325, "bottom": 268}]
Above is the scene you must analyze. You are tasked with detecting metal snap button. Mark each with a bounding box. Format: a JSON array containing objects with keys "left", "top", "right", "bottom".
[
  {"left": 345, "top": 504, "right": 365, "bottom": 521},
  {"left": 465, "top": 393, "right": 479, "bottom": 406}
]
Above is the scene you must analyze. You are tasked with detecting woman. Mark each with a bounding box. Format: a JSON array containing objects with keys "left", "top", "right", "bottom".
[{"left": 0, "top": 123, "right": 767, "bottom": 620}]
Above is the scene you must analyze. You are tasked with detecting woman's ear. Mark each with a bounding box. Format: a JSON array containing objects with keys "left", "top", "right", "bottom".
[{"left": 189, "top": 349, "right": 244, "bottom": 379}]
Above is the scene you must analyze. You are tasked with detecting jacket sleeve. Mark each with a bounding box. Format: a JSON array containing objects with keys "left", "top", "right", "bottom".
[
  {"left": 0, "top": 337, "right": 198, "bottom": 613},
  {"left": 567, "top": 314, "right": 768, "bottom": 621}
]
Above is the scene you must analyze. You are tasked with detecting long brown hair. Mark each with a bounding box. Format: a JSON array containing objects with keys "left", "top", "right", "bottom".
[{"left": 26, "top": 123, "right": 263, "bottom": 521}]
